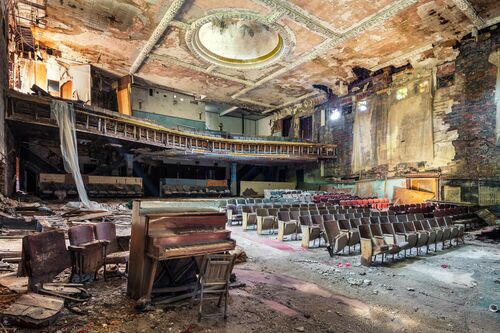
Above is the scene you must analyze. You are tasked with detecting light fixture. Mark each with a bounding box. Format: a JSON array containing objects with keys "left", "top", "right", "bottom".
[
  {"left": 180, "top": 98, "right": 184, "bottom": 102},
  {"left": 358, "top": 101, "right": 368, "bottom": 112},
  {"left": 330, "top": 109, "right": 341, "bottom": 121}
]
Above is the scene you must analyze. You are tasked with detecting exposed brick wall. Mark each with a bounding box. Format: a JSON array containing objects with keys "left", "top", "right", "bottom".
[
  {"left": 0, "top": 2, "right": 9, "bottom": 194},
  {"left": 443, "top": 30, "right": 499, "bottom": 178},
  {"left": 314, "top": 26, "right": 499, "bottom": 180}
]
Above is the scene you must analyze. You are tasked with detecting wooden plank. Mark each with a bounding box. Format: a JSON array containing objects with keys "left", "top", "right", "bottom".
[{"left": 67, "top": 211, "right": 112, "bottom": 222}]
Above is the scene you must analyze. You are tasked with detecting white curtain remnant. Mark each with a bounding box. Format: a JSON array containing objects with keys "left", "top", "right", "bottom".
[{"left": 50, "top": 100, "right": 91, "bottom": 208}]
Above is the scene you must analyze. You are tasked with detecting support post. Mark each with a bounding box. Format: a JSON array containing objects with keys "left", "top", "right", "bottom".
[
  {"left": 230, "top": 163, "right": 237, "bottom": 196},
  {"left": 124, "top": 154, "right": 134, "bottom": 177}
]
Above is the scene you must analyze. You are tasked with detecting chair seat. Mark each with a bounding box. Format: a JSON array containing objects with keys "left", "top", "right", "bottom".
[{"left": 105, "top": 251, "right": 129, "bottom": 265}]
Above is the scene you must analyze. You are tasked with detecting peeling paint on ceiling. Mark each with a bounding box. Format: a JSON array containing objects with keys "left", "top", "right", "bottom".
[{"left": 17, "top": 0, "right": 500, "bottom": 112}]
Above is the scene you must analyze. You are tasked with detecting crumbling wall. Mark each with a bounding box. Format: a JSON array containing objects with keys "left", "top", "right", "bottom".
[
  {"left": 313, "top": 26, "right": 500, "bottom": 181},
  {"left": 0, "top": 1, "right": 8, "bottom": 194}
]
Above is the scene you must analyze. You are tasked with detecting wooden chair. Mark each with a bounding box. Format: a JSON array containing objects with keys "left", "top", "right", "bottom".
[
  {"left": 19, "top": 231, "right": 72, "bottom": 290},
  {"left": 68, "top": 225, "right": 105, "bottom": 283},
  {"left": 193, "top": 254, "right": 236, "bottom": 321},
  {"left": 94, "top": 222, "right": 130, "bottom": 281}
]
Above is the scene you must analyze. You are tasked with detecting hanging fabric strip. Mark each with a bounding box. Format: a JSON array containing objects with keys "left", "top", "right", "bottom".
[{"left": 50, "top": 100, "right": 91, "bottom": 208}]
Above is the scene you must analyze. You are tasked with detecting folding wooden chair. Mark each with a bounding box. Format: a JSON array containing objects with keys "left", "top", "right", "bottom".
[{"left": 193, "top": 254, "right": 236, "bottom": 321}]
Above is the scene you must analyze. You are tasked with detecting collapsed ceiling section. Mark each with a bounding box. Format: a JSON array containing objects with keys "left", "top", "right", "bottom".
[{"left": 14, "top": 0, "right": 500, "bottom": 112}]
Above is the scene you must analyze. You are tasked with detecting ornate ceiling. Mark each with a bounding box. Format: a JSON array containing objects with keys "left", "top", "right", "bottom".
[{"left": 25, "top": 0, "right": 500, "bottom": 113}]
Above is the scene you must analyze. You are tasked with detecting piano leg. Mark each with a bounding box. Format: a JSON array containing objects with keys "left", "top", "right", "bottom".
[{"left": 145, "top": 258, "right": 158, "bottom": 303}]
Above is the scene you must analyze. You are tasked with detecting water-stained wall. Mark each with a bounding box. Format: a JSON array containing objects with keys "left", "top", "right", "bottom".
[{"left": 315, "top": 26, "right": 500, "bottom": 181}]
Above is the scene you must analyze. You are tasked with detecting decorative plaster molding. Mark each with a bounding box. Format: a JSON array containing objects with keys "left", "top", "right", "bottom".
[
  {"left": 169, "top": 20, "right": 190, "bottom": 30},
  {"left": 266, "top": 8, "right": 287, "bottom": 24},
  {"left": 150, "top": 53, "right": 255, "bottom": 86},
  {"left": 370, "top": 43, "right": 434, "bottom": 71},
  {"left": 236, "top": 97, "right": 274, "bottom": 109},
  {"left": 452, "top": 0, "right": 486, "bottom": 28},
  {"left": 130, "top": 0, "right": 185, "bottom": 74},
  {"left": 185, "top": 10, "right": 296, "bottom": 70},
  {"left": 232, "top": 0, "right": 419, "bottom": 102},
  {"left": 263, "top": 91, "right": 321, "bottom": 114},
  {"left": 481, "top": 15, "right": 500, "bottom": 30},
  {"left": 256, "top": 0, "right": 341, "bottom": 38}
]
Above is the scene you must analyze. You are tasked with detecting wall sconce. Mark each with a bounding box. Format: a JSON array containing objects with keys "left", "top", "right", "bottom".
[{"left": 330, "top": 108, "right": 341, "bottom": 121}]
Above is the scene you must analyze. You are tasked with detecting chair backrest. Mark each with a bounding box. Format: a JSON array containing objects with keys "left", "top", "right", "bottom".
[
  {"left": 299, "top": 215, "right": 312, "bottom": 226},
  {"left": 371, "top": 211, "right": 380, "bottom": 216},
  {"left": 358, "top": 224, "right": 371, "bottom": 239},
  {"left": 311, "top": 214, "right": 323, "bottom": 225},
  {"left": 413, "top": 220, "right": 424, "bottom": 231},
  {"left": 323, "top": 220, "right": 341, "bottom": 237},
  {"left": 403, "top": 222, "right": 416, "bottom": 232},
  {"left": 334, "top": 214, "right": 345, "bottom": 220},
  {"left": 242, "top": 206, "right": 253, "bottom": 213},
  {"left": 396, "top": 215, "right": 408, "bottom": 223},
  {"left": 370, "top": 216, "right": 380, "bottom": 224},
  {"left": 407, "top": 214, "right": 416, "bottom": 222},
  {"left": 256, "top": 208, "right": 268, "bottom": 217},
  {"left": 290, "top": 211, "right": 300, "bottom": 221},
  {"left": 379, "top": 216, "right": 389, "bottom": 224},
  {"left": 393, "top": 222, "right": 405, "bottom": 233},
  {"left": 268, "top": 208, "right": 279, "bottom": 216},
  {"left": 370, "top": 224, "right": 383, "bottom": 237},
  {"left": 360, "top": 217, "right": 372, "bottom": 224},
  {"left": 94, "top": 222, "right": 119, "bottom": 254},
  {"left": 20, "top": 231, "right": 72, "bottom": 289},
  {"left": 68, "top": 225, "right": 95, "bottom": 246},
  {"left": 338, "top": 219, "right": 350, "bottom": 230},
  {"left": 323, "top": 214, "right": 334, "bottom": 221},
  {"left": 200, "top": 254, "right": 235, "bottom": 285},
  {"left": 278, "top": 211, "right": 290, "bottom": 221},
  {"left": 388, "top": 215, "right": 398, "bottom": 223},
  {"left": 380, "top": 222, "right": 394, "bottom": 235}
]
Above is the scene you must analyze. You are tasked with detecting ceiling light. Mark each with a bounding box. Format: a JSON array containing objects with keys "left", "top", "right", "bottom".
[
  {"left": 358, "top": 101, "right": 368, "bottom": 112},
  {"left": 330, "top": 109, "right": 341, "bottom": 121}
]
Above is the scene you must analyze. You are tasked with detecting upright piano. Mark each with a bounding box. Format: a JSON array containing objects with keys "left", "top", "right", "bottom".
[{"left": 127, "top": 201, "right": 235, "bottom": 301}]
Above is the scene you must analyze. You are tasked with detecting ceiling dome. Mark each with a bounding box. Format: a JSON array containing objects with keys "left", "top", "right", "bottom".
[{"left": 195, "top": 18, "right": 282, "bottom": 65}]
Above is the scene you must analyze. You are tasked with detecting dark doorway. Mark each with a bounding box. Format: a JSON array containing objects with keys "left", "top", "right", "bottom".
[
  {"left": 282, "top": 116, "right": 293, "bottom": 137},
  {"left": 299, "top": 116, "right": 312, "bottom": 140},
  {"left": 296, "top": 169, "right": 304, "bottom": 184}
]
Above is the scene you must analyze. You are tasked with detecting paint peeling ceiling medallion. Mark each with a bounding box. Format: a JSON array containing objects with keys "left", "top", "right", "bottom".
[{"left": 186, "top": 10, "right": 295, "bottom": 70}]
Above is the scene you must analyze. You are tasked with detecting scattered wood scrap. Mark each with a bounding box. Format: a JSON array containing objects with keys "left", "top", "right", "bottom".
[
  {"left": 0, "top": 293, "right": 64, "bottom": 328},
  {"left": 67, "top": 211, "right": 112, "bottom": 222}
]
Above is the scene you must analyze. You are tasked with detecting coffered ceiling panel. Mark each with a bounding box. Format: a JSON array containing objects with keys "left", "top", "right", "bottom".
[
  {"left": 20, "top": 0, "right": 500, "bottom": 113},
  {"left": 288, "top": 0, "right": 396, "bottom": 31}
]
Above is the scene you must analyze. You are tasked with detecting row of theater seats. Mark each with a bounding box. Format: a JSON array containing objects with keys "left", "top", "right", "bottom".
[
  {"left": 312, "top": 194, "right": 363, "bottom": 205},
  {"left": 339, "top": 198, "right": 390, "bottom": 209},
  {"left": 389, "top": 203, "right": 435, "bottom": 214},
  {"left": 162, "top": 184, "right": 230, "bottom": 197},
  {"left": 433, "top": 206, "right": 480, "bottom": 229},
  {"left": 238, "top": 205, "right": 389, "bottom": 248},
  {"left": 236, "top": 204, "right": 468, "bottom": 267},
  {"left": 225, "top": 201, "right": 357, "bottom": 224}
]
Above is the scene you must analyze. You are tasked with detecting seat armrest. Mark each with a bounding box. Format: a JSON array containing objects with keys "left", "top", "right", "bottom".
[{"left": 68, "top": 245, "right": 85, "bottom": 252}]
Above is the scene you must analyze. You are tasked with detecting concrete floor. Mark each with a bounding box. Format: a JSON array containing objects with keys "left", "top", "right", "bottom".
[
  {"left": 0, "top": 211, "right": 498, "bottom": 332},
  {"left": 229, "top": 226, "right": 500, "bottom": 333}
]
